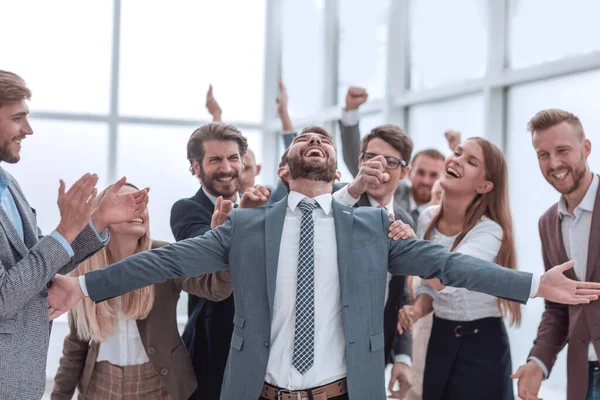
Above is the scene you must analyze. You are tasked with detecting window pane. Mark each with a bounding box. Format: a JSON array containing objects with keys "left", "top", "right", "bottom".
[
  {"left": 8, "top": 120, "right": 109, "bottom": 234},
  {"left": 119, "top": 0, "right": 265, "bottom": 122},
  {"left": 408, "top": 95, "right": 484, "bottom": 156},
  {"left": 509, "top": 0, "right": 600, "bottom": 69},
  {"left": 409, "top": 0, "right": 487, "bottom": 90},
  {"left": 282, "top": 0, "right": 326, "bottom": 118},
  {"left": 505, "top": 70, "right": 600, "bottom": 398},
  {"left": 337, "top": 0, "right": 388, "bottom": 104},
  {"left": 0, "top": 1, "right": 113, "bottom": 114}
]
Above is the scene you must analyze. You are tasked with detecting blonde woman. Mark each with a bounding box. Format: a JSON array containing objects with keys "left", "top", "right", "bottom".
[{"left": 51, "top": 183, "right": 232, "bottom": 400}]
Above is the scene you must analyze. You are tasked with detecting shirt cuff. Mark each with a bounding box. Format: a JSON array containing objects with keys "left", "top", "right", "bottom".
[
  {"left": 332, "top": 185, "right": 360, "bottom": 206},
  {"left": 89, "top": 218, "right": 109, "bottom": 244},
  {"left": 529, "top": 273, "right": 540, "bottom": 298},
  {"left": 79, "top": 276, "right": 90, "bottom": 297},
  {"left": 528, "top": 356, "right": 549, "bottom": 379},
  {"left": 394, "top": 354, "right": 412, "bottom": 366},
  {"left": 49, "top": 230, "right": 74, "bottom": 258},
  {"left": 438, "top": 286, "right": 459, "bottom": 294},
  {"left": 341, "top": 109, "right": 359, "bottom": 127}
]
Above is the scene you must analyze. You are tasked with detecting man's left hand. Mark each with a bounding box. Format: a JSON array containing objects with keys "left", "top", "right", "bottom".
[
  {"left": 388, "top": 362, "right": 412, "bottom": 399},
  {"left": 48, "top": 274, "right": 84, "bottom": 320},
  {"left": 388, "top": 217, "right": 415, "bottom": 240},
  {"left": 91, "top": 177, "right": 149, "bottom": 233}
]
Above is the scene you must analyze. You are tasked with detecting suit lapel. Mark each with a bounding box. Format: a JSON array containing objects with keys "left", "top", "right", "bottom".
[
  {"left": 8, "top": 182, "right": 38, "bottom": 248},
  {"left": 264, "top": 197, "right": 288, "bottom": 317},
  {"left": 586, "top": 180, "right": 600, "bottom": 281},
  {"left": 332, "top": 201, "right": 353, "bottom": 304},
  {"left": 194, "top": 188, "right": 216, "bottom": 212},
  {"left": 0, "top": 181, "right": 29, "bottom": 258}
]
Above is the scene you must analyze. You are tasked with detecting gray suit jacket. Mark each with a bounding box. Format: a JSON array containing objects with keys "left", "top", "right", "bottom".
[
  {"left": 85, "top": 197, "right": 532, "bottom": 400},
  {"left": 0, "top": 172, "right": 105, "bottom": 400},
  {"left": 340, "top": 121, "right": 413, "bottom": 216}
]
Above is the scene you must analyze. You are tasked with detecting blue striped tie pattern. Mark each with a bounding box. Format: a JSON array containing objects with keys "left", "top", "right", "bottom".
[{"left": 292, "top": 199, "right": 318, "bottom": 374}]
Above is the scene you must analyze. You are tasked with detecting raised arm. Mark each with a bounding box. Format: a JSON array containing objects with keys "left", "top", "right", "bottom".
[
  {"left": 339, "top": 86, "right": 368, "bottom": 176},
  {"left": 206, "top": 84, "right": 222, "bottom": 122},
  {"left": 276, "top": 80, "right": 294, "bottom": 133}
]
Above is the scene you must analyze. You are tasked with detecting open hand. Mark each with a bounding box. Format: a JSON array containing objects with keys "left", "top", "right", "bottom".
[
  {"left": 537, "top": 260, "right": 600, "bottom": 304},
  {"left": 511, "top": 361, "right": 544, "bottom": 400},
  {"left": 445, "top": 130, "right": 462, "bottom": 151},
  {"left": 211, "top": 196, "right": 234, "bottom": 229},
  {"left": 56, "top": 173, "right": 99, "bottom": 243},
  {"left": 206, "top": 84, "right": 222, "bottom": 122},
  {"left": 91, "top": 177, "right": 149, "bottom": 233},
  {"left": 276, "top": 80, "right": 289, "bottom": 116}
]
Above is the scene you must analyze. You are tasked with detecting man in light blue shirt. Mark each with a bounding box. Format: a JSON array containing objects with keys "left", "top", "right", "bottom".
[{"left": 0, "top": 69, "right": 150, "bottom": 400}]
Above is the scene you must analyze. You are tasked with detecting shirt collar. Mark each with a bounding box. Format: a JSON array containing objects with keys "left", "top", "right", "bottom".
[
  {"left": 288, "top": 191, "right": 332, "bottom": 215},
  {"left": 201, "top": 186, "right": 239, "bottom": 206},
  {"left": 367, "top": 194, "right": 395, "bottom": 216},
  {"left": 409, "top": 193, "right": 429, "bottom": 214},
  {"left": 0, "top": 168, "right": 10, "bottom": 199},
  {"left": 558, "top": 174, "right": 599, "bottom": 219}
]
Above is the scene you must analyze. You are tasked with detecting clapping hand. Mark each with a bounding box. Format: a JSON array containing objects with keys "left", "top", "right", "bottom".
[
  {"left": 211, "top": 196, "right": 234, "bottom": 229},
  {"left": 91, "top": 177, "right": 149, "bottom": 233}
]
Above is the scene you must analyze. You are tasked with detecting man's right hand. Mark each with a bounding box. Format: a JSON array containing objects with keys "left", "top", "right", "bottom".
[
  {"left": 347, "top": 155, "right": 390, "bottom": 199},
  {"left": 211, "top": 196, "right": 234, "bottom": 229},
  {"left": 240, "top": 185, "right": 271, "bottom": 209},
  {"left": 511, "top": 361, "right": 544, "bottom": 400},
  {"left": 206, "top": 84, "right": 222, "bottom": 122},
  {"left": 48, "top": 274, "right": 84, "bottom": 320},
  {"left": 344, "top": 86, "right": 368, "bottom": 111},
  {"left": 56, "top": 173, "right": 99, "bottom": 243}
]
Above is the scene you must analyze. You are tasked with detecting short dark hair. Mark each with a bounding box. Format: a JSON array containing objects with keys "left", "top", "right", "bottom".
[
  {"left": 0, "top": 70, "right": 31, "bottom": 108},
  {"left": 187, "top": 122, "right": 248, "bottom": 175},
  {"left": 411, "top": 148, "right": 445, "bottom": 167},
  {"left": 360, "top": 124, "right": 414, "bottom": 163}
]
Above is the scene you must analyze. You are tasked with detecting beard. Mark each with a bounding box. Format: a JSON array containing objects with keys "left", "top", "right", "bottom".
[
  {"left": 200, "top": 169, "right": 240, "bottom": 198},
  {"left": 286, "top": 150, "right": 337, "bottom": 183},
  {"left": 0, "top": 140, "right": 19, "bottom": 163},
  {"left": 547, "top": 156, "right": 587, "bottom": 195}
]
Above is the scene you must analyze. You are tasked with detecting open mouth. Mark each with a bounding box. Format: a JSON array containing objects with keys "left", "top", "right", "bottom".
[
  {"left": 551, "top": 170, "right": 569, "bottom": 181},
  {"left": 129, "top": 218, "right": 144, "bottom": 224},
  {"left": 303, "top": 146, "right": 325, "bottom": 158},
  {"left": 215, "top": 176, "right": 236, "bottom": 183},
  {"left": 446, "top": 166, "right": 461, "bottom": 178}
]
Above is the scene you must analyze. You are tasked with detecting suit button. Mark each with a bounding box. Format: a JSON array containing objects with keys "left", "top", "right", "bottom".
[
  {"left": 583, "top": 338, "right": 589, "bottom": 345},
  {"left": 41, "top": 291, "right": 48, "bottom": 298},
  {"left": 160, "top": 368, "right": 168, "bottom": 376},
  {"left": 147, "top": 347, "right": 156, "bottom": 355},
  {"left": 264, "top": 342, "right": 269, "bottom": 348},
  {"left": 46, "top": 281, "right": 53, "bottom": 289}
]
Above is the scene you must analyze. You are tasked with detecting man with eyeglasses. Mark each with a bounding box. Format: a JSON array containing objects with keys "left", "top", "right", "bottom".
[{"left": 333, "top": 124, "right": 416, "bottom": 398}]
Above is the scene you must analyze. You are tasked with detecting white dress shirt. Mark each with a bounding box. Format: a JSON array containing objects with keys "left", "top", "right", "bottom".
[
  {"left": 414, "top": 206, "right": 503, "bottom": 321},
  {"left": 265, "top": 191, "right": 347, "bottom": 390},
  {"left": 96, "top": 299, "right": 150, "bottom": 366}
]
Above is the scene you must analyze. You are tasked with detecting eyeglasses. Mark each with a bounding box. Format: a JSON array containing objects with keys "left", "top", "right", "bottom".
[{"left": 360, "top": 152, "right": 407, "bottom": 170}]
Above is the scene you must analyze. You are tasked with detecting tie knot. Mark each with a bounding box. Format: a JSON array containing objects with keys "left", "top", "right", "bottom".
[{"left": 298, "top": 199, "right": 318, "bottom": 214}]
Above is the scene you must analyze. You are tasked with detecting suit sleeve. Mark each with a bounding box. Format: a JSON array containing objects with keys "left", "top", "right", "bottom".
[
  {"left": 85, "top": 212, "right": 237, "bottom": 303},
  {"left": 51, "top": 312, "right": 90, "bottom": 400},
  {"left": 170, "top": 199, "right": 212, "bottom": 240},
  {"left": 384, "top": 210, "right": 533, "bottom": 304},
  {"left": 339, "top": 121, "right": 362, "bottom": 177},
  {"left": 527, "top": 221, "right": 569, "bottom": 376},
  {"left": 57, "top": 224, "right": 106, "bottom": 275},
  {"left": 174, "top": 272, "right": 233, "bottom": 302}
]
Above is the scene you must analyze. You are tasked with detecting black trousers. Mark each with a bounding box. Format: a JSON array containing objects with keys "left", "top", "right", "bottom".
[{"left": 423, "top": 316, "right": 513, "bottom": 400}]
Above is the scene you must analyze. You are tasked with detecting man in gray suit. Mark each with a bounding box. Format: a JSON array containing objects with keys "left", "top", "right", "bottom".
[
  {"left": 340, "top": 86, "right": 446, "bottom": 225},
  {"left": 0, "top": 70, "right": 150, "bottom": 400},
  {"left": 49, "top": 126, "right": 600, "bottom": 400}
]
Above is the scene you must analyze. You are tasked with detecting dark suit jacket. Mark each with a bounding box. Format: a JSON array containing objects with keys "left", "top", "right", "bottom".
[
  {"left": 170, "top": 188, "right": 235, "bottom": 400},
  {"left": 51, "top": 240, "right": 232, "bottom": 400},
  {"left": 333, "top": 182, "right": 414, "bottom": 364},
  {"left": 529, "top": 179, "right": 600, "bottom": 400}
]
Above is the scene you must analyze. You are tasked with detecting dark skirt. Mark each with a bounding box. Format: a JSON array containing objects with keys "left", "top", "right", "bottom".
[{"left": 422, "top": 315, "right": 513, "bottom": 400}]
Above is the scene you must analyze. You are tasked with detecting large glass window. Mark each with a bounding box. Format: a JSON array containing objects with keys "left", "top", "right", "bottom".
[
  {"left": 509, "top": 0, "right": 600, "bottom": 69},
  {"left": 408, "top": 95, "right": 485, "bottom": 157},
  {"left": 408, "top": 0, "right": 487, "bottom": 90},
  {"left": 337, "top": 0, "right": 389, "bottom": 105},
  {"left": 9, "top": 120, "right": 109, "bottom": 234},
  {"left": 0, "top": 1, "right": 113, "bottom": 114},
  {"left": 281, "top": 0, "right": 326, "bottom": 118},
  {"left": 506, "top": 70, "right": 600, "bottom": 397},
  {"left": 119, "top": 0, "right": 266, "bottom": 122}
]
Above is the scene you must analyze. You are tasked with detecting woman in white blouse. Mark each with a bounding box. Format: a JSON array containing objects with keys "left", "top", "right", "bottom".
[
  {"left": 398, "top": 137, "right": 521, "bottom": 400},
  {"left": 51, "top": 183, "right": 232, "bottom": 400}
]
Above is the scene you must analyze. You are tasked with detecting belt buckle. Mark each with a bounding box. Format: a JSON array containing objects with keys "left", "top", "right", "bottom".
[
  {"left": 454, "top": 325, "right": 463, "bottom": 337},
  {"left": 277, "top": 389, "right": 303, "bottom": 400}
]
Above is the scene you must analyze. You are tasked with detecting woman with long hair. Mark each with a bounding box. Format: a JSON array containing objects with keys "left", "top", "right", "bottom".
[
  {"left": 398, "top": 138, "right": 521, "bottom": 400},
  {"left": 51, "top": 183, "right": 232, "bottom": 400}
]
